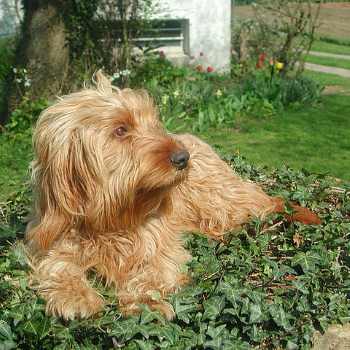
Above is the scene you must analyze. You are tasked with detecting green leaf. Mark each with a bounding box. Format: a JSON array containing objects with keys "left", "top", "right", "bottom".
[
  {"left": 0, "top": 321, "right": 13, "bottom": 340},
  {"left": 269, "top": 304, "right": 292, "bottom": 331},
  {"left": 0, "top": 340, "right": 17, "bottom": 350},
  {"left": 206, "top": 324, "right": 227, "bottom": 339},
  {"left": 249, "top": 304, "right": 263, "bottom": 324},
  {"left": 139, "top": 305, "right": 165, "bottom": 326},
  {"left": 291, "top": 251, "right": 322, "bottom": 273},
  {"left": 133, "top": 339, "right": 154, "bottom": 350},
  {"left": 286, "top": 340, "right": 298, "bottom": 350},
  {"left": 173, "top": 298, "right": 198, "bottom": 324},
  {"left": 202, "top": 296, "right": 225, "bottom": 321}
]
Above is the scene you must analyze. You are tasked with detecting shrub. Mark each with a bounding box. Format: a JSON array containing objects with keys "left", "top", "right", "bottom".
[
  {"left": 240, "top": 68, "right": 323, "bottom": 111},
  {"left": 130, "top": 56, "right": 282, "bottom": 131},
  {"left": 0, "top": 37, "right": 15, "bottom": 118},
  {"left": 279, "top": 75, "right": 324, "bottom": 107},
  {"left": 5, "top": 97, "right": 48, "bottom": 134},
  {"left": 130, "top": 55, "right": 239, "bottom": 131},
  {"left": 128, "top": 55, "right": 324, "bottom": 132},
  {"left": 129, "top": 55, "right": 190, "bottom": 88},
  {"left": 232, "top": 0, "right": 321, "bottom": 77},
  {"left": 62, "top": 0, "right": 159, "bottom": 78}
]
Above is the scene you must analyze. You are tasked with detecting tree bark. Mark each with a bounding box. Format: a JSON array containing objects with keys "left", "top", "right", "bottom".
[{"left": 3, "top": 0, "right": 69, "bottom": 124}]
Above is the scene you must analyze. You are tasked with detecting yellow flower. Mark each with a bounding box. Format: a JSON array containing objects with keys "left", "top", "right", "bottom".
[
  {"left": 275, "top": 61, "right": 284, "bottom": 70},
  {"left": 161, "top": 95, "right": 169, "bottom": 105},
  {"left": 215, "top": 89, "right": 223, "bottom": 97}
]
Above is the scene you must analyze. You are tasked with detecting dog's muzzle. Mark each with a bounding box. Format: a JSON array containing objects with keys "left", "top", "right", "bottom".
[{"left": 170, "top": 150, "right": 190, "bottom": 170}]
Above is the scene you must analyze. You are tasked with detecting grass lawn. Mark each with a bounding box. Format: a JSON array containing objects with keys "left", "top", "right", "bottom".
[
  {"left": 312, "top": 39, "right": 350, "bottom": 55},
  {"left": 304, "top": 70, "right": 350, "bottom": 90},
  {"left": 0, "top": 132, "right": 32, "bottom": 202},
  {"left": 195, "top": 94, "right": 350, "bottom": 181},
  {"left": 196, "top": 71, "right": 350, "bottom": 182},
  {"left": 305, "top": 54, "right": 350, "bottom": 70}
]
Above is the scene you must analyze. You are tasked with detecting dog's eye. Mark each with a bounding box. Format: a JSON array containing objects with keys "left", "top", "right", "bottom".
[{"left": 115, "top": 126, "right": 127, "bottom": 137}]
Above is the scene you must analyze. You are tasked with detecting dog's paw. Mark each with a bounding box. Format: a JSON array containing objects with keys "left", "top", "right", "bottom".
[
  {"left": 119, "top": 295, "right": 175, "bottom": 320},
  {"left": 148, "top": 300, "right": 175, "bottom": 320},
  {"left": 44, "top": 285, "right": 104, "bottom": 320}
]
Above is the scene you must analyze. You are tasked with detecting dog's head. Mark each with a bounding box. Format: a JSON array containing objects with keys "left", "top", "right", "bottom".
[{"left": 32, "top": 71, "right": 189, "bottom": 232}]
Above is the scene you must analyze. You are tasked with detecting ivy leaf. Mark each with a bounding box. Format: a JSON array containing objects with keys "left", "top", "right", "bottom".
[
  {"left": 206, "top": 324, "right": 227, "bottom": 339},
  {"left": 0, "top": 321, "right": 13, "bottom": 341},
  {"left": 269, "top": 304, "right": 292, "bottom": 331},
  {"left": 133, "top": 339, "right": 155, "bottom": 350},
  {"left": 249, "top": 303, "right": 263, "bottom": 324},
  {"left": 109, "top": 319, "right": 139, "bottom": 341},
  {"left": 157, "top": 324, "right": 181, "bottom": 345},
  {"left": 286, "top": 340, "right": 298, "bottom": 350},
  {"left": 139, "top": 305, "right": 165, "bottom": 326},
  {"left": 291, "top": 251, "right": 322, "bottom": 273},
  {"left": 173, "top": 298, "right": 198, "bottom": 324},
  {"left": 202, "top": 296, "right": 225, "bottom": 321},
  {"left": 204, "top": 337, "right": 223, "bottom": 350},
  {"left": 0, "top": 340, "right": 17, "bottom": 350}
]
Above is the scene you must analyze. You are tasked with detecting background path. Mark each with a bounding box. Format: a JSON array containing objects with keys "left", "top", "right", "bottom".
[
  {"left": 309, "top": 51, "right": 350, "bottom": 60},
  {"left": 305, "top": 62, "right": 350, "bottom": 78}
]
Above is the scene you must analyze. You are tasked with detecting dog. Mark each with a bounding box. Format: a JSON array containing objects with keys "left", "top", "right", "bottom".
[{"left": 26, "top": 71, "right": 321, "bottom": 320}]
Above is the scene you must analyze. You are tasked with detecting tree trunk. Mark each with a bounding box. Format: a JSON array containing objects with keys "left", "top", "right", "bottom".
[{"left": 3, "top": 0, "right": 69, "bottom": 124}]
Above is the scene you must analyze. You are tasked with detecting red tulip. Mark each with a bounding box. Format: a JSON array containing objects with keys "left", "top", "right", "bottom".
[{"left": 256, "top": 52, "right": 266, "bottom": 69}]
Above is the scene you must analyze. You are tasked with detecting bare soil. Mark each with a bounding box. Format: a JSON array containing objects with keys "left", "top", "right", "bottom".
[
  {"left": 234, "top": 2, "right": 350, "bottom": 41},
  {"left": 322, "top": 85, "right": 350, "bottom": 95}
]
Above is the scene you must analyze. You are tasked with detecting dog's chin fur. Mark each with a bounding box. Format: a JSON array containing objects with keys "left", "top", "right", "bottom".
[{"left": 26, "top": 70, "right": 321, "bottom": 321}]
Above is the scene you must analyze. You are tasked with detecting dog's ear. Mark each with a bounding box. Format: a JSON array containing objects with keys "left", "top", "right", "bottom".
[
  {"left": 41, "top": 129, "right": 102, "bottom": 216},
  {"left": 28, "top": 126, "right": 105, "bottom": 249},
  {"left": 95, "top": 69, "right": 113, "bottom": 95}
]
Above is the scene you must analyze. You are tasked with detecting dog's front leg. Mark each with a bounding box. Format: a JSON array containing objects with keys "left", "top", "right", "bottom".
[
  {"left": 30, "top": 241, "right": 104, "bottom": 320},
  {"left": 107, "top": 219, "right": 191, "bottom": 320}
]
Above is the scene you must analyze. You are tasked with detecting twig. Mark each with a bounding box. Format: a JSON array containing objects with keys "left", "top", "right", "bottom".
[{"left": 260, "top": 220, "right": 284, "bottom": 234}]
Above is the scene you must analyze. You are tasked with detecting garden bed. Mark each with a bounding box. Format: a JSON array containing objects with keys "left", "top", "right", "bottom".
[{"left": 1, "top": 154, "right": 349, "bottom": 349}]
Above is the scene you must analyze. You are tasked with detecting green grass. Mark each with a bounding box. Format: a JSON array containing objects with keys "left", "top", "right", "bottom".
[
  {"left": 304, "top": 70, "right": 350, "bottom": 90},
  {"left": 305, "top": 54, "right": 350, "bottom": 70},
  {"left": 0, "top": 37, "right": 15, "bottom": 118},
  {"left": 196, "top": 95, "right": 350, "bottom": 181},
  {"left": 312, "top": 39, "right": 350, "bottom": 56},
  {"left": 318, "top": 36, "right": 350, "bottom": 48},
  {"left": 0, "top": 131, "right": 33, "bottom": 202}
]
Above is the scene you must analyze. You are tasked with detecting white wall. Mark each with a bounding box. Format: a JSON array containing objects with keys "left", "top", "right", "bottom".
[{"left": 157, "top": 0, "right": 231, "bottom": 72}]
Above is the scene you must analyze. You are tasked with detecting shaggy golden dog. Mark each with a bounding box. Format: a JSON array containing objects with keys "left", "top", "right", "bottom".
[{"left": 26, "top": 71, "right": 320, "bottom": 320}]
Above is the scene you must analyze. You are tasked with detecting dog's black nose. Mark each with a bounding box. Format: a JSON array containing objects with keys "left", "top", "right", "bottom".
[{"left": 170, "top": 150, "right": 190, "bottom": 170}]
